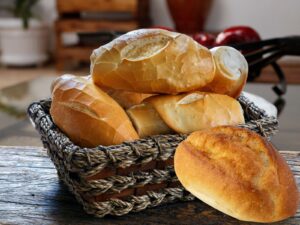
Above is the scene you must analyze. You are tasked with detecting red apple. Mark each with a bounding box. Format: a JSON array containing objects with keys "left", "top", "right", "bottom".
[
  {"left": 192, "top": 32, "right": 215, "bottom": 47},
  {"left": 215, "top": 26, "right": 261, "bottom": 46}
]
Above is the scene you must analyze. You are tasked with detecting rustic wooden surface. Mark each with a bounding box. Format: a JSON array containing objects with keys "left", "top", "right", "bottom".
[{"left": 0, "top": 146, "right": 299, "bottom": 225}]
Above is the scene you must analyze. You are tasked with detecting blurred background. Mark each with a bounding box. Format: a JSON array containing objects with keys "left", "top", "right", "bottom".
[{"left": 0, "top": 0, "right": 299, "bottom": 148}]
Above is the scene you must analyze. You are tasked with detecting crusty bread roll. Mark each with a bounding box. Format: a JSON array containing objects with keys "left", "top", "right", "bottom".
[
  {"left": 127, "top": 92, "right": 244, "bottom": 137},
  {"left": 145, "top": 92, "right": 245, "bottom": 134},
  {"left": 202, "top": 46, "right": 248, "bottom": 98},
  {"left": 50, "top": 74, "right": 139, "bottom": 147},
  {"left": 91, "top": 28, "right": 215, "bottom": 94},
  {"left": 52, "top": 74, "right": 153, "bottom": 109},
  {"left": 127, "top": 103, "right": 173, "bottom": 138},
  {"left": 175, "top": 126, "right": 299, "bottom": 223},
  {"left": 51, "top": 73, "right": 75, "bottom": 92}
]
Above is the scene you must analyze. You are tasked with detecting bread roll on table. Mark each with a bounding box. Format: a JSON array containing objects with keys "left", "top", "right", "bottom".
[
  {"left": 127, "top": 92, "right": 245, "bottom": 138},
  {"left": 175, "top": 126, "right": 299, "bottom": 223},
  {"left": 91, "top": 29, "right": 215, "bottom": 94},
  {"left": 50, "top": 74, "right": 139, "bottom": 147},
  {"left": 202, "top": 46, "right": 248, "bottom": 98}
]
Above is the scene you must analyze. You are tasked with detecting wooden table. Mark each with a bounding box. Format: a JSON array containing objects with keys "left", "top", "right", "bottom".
[{"left": 0, "top": 146, "right": 299, "bottom": 225}]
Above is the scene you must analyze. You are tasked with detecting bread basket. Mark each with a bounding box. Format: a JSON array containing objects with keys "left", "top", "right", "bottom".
[{"left": 27, "top": 94, "right": 278, "bottom": 217}]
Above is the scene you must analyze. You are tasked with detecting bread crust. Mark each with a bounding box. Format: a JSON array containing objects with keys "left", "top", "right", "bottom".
[
  {"left": 174, "top": 126, "right": 299, "bottom": 222},
  {"left": 52, "top": 75, "right": 153, "bottom": 109},
  {"left": 91, "top": 29, "right": 215, "bottom": 94},
  {"left": 126, "top": 103, "right": 173, "bottom": 138},
  {"left": 201, "top": 46, "right": 248, "bottom": 98},
  {"left": 145, "top": 92, "right": 245, "bottom": 134},
  {"left": 50, "top": 75, "right": 139, "bottom": 147}
]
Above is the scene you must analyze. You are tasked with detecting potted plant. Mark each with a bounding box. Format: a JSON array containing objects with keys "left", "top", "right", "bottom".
[{"left": 0, "top": 0, "right": 48, "bottom": 66}]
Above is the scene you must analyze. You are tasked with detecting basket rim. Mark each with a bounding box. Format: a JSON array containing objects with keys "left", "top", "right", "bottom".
[{"left": 27, "top": 93, "right": 278, "bottom": 173}]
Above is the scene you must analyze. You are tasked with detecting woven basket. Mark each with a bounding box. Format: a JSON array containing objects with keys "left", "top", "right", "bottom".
[{"left": 27, "top": 94, "right": 278, "bottom": 217}]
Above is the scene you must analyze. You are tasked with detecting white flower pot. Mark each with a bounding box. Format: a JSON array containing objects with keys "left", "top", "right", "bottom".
[{"left": 0, "top": 18, "right": 49, "bottom": 66}]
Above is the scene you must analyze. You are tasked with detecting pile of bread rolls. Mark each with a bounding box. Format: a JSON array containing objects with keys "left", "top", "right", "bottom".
[
  {"left": 50, "top": 28, "right": 298, "bottom": 223},
  {"left": 51, "top": 28, "right": 248, "bottom": 147}
]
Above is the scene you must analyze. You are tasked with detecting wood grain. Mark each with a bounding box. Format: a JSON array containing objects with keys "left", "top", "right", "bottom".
[
  {"left": 57, "top": 0, "right": 137, "bottom": 13},
  {"left": 55, "top": 20, "right": 138, "bottom": 33},
  {"left": 0, "top": 146, "right": 299, "bottom": 225}
]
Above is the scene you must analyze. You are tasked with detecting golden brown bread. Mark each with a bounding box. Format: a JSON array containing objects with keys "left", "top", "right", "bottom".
[
  {"left": 50, "top": 73, "right": 75, "bottom": 92},
  {"left": 50, "top": 74, "right": 139, "bottom": 147},
  {"left": 91, "top": 28, "right": 215, "bottom": 94},
  {"left": 174, "top": 126, "right": 299, "bottom": 222},
  {"left": 52, "top": 74, "right": 153, "bottom": 109},
  {"left": 126, "top": 103, "right": 173, "bottom": 138},
  {"left": 127, "top": 92, "right": 245, "bottom": 137},
  {"left": 201, "top": 46, "right": 248, "bottom": 98},
  {"left": 145, "top": 92, "right": 245, "bottom": 133}
]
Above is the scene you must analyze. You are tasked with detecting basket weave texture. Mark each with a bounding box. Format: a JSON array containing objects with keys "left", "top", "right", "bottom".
[{"left": 27, "top": 94, "right": 278, "bottom": 217}]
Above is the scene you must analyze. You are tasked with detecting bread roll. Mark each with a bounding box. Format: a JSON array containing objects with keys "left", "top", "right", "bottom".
[
  {"left": 202, "top": 46, "right": 248, "bottom": 98},
  {"left": 52, "top": 74, "right": 153, "bottom": 109},
  {"left": 51, "top": 73, "right": 76, "bottom": 92},
  {"left": 91, "top": 29, "right": 215, "bottom": 94},
  {"left": 145, "top": 92, "right": 244, "bottom": 133},
  {"left": 50, "top": 74, "right": 139, "bottom": 147},
  {"left": 127, "top": 92, "right": 244, "bottom": 137},
  {"left": 127, "top": 103, "right": 173, "bottom": 138},
  {"left": 175, "top": 126, "right": 299, "bottom": 222}
]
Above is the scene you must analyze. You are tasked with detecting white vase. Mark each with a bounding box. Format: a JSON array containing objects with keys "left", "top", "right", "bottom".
[{"left": 0, "top": 18, "right": 49, "bottom": 66}]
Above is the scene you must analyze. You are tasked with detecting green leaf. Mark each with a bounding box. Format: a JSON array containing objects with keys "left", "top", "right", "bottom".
[{"left": 12, "top": 0, "right": 40, "bottom": 29}]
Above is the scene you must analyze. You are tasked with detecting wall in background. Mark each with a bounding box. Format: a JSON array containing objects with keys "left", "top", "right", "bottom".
[
  {"left": 151, "top": 0, "right": 300, "bottom": 38},
  {"left": 36, "top": 0, "right": 57, "bottom": 27},
  {"left": 206, "top": 0, "right": 300, "bottom": 38},
  {"left": 1, "top": 0, "right": 300, "bottom": 43},
  {"left": 1, "top": 0, "right": 297, "bottom": 38}
]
